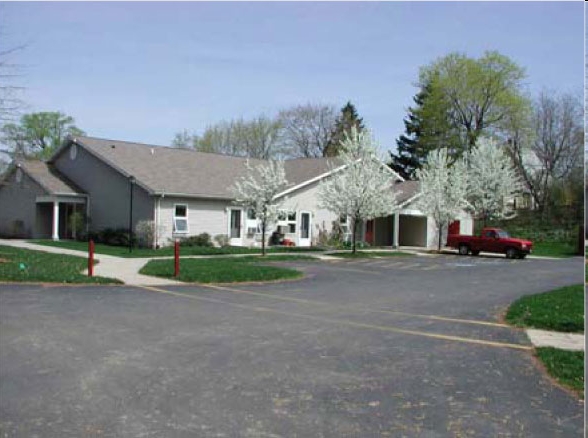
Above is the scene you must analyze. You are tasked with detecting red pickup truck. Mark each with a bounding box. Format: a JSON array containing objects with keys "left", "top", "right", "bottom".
[{"left": 446, "top": 227, "right": 533, "bottom": 259}]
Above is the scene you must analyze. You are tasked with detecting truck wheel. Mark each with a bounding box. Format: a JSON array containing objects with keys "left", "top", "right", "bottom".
[
  {"left": 505, "top": 247, "right": 517, "bottom": 259},
  {"left": 518, "top": 254, "right": 527, "bottom": 260},
  {"left": 458, "top": 244, "right": 469, "bottom": 256}
]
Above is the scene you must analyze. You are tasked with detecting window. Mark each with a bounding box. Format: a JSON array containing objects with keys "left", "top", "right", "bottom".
[
  {"left": 173, "top": 204, "right": 188, "bottom": 233},
  {"left": 277, "top": 210, "right": 296, "bottom": 233},
  {"left": 247, "top": 209, "right": 256, "bottom": 220}
]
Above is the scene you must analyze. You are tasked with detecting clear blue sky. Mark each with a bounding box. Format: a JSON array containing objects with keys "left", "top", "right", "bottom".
[{"left": 2, "top": 1, "right": 584, "bottom": 153}]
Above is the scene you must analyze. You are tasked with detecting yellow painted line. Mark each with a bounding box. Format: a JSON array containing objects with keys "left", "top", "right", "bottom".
[
  {"left": 400, "top": 263, "right": 421, "bottom": 270},
  {"left": 383, "top": 261, "right": 404, "bottom": 266},
  {"left": 319, "top": 265, "right": 382, "bottom": 275},
  {"left": 137, "top": 286, "right": 530, "bottom": 351},
  {"left": 204, "top": 284, "right": 510, "bottom": 328},
  {"left": 369, "top": 259, "right": 394, "bottom": 266}
]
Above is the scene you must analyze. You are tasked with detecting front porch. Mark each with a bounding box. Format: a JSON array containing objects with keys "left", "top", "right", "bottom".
[{"left": 35, "top": 195, "right": 88, "bottom": 240}]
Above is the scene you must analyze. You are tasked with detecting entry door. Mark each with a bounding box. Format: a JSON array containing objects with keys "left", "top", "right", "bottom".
[
  {"left": 229, "top": 208, "right": 243, "bottom": 246},
  {"left": 299, "top": 211, "right": 311, "bottom": 247}
]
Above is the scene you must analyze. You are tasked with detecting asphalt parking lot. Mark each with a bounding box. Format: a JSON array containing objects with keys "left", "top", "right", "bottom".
[{"left": 0, "top": 254, "right": 584, "bottom": 437}]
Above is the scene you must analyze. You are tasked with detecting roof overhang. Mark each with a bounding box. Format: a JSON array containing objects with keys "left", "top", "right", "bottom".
[{"left": 36, "top": 194, "right": 88, "bottom": 204}]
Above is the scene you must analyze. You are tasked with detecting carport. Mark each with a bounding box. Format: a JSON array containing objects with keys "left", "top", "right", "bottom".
[{"left": 398, "top": 213, "right": 427, "bottom": 247}]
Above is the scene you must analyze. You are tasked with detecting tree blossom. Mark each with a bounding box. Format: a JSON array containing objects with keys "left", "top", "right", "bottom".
[
  {"left": 318, "top": 127, "right": 398, "bottom": 253},
  {"left": 415, "top": 148, "right": 468, "bottom": 250},
  {"left": 466, "top": 137, "right": 522, "bottom": 224},
  {"left": 230, "top": 160, "right": 288, "bottom": 255}
]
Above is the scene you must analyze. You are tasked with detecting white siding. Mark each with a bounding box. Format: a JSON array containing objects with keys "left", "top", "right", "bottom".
[
  {"left": 279, "top": 181, "right": 339, "bottom": 246},
  {"left": 157, "top": 197, "right": 230, "bottom": 246},
  {"left": 425, "top": 210, "right": 473, "bottom": 248}
]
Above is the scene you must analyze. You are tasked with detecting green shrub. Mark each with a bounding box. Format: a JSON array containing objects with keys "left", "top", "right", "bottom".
[
  {"left": 342, "top": 240, "right": 370, "bottom": 249},
  {"left": 88, "top": 228, "right": 135, "bottom": 247},
  {"left": 68, "top": 211, "right": 86, "bottom": 240},
  {"left": 180, "top": 233, "right": 213, "bottom": 247}
]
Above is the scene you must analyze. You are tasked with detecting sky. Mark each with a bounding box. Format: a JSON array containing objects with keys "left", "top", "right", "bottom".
[{"left": 1, "top": 1, "right": 584, "bottom": 154}]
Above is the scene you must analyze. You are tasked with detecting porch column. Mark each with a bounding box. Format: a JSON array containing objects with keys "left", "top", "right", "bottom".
[
  {"left": 52, "top": 201, "right": 60, "bottom": 240},
  {"left": 393, "top": 212, "right": 400, "bottom": 248}
]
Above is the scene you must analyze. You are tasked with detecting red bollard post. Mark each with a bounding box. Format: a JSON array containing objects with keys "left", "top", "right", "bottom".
[
  {"left": 174, "top": 240, "right": 180, "bottom": 277},
  {"left": 88, "top": 239, "right": 94, "bottom": 277}
]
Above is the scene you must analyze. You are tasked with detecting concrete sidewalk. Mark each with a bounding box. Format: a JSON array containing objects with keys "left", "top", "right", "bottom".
[
  {"left": 0, "top": 239, "right": 182, "bottom": 285},
  {"left": 0, "top": 239, "right": 341, "bottom": 285},
  {"left": 526, "top": 329, "right": 585, "bottom": 351}
]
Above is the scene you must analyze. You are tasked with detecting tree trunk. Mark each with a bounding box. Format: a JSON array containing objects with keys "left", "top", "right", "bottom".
[
  {"left": 352, "top": 220, "right": 357, "bottom": 254},
  {"left": 261, "top": 221, "right": 266, "bottom": 256}
]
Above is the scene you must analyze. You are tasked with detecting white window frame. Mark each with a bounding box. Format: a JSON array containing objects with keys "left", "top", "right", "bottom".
[
  {"left": 277, "top": 209, "right": 297, "bottom": 234},
  {"left": 173, "top": 203, "right": 189, "bottom": 234}
]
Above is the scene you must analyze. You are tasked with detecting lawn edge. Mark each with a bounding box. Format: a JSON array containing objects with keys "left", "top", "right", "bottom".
[{"left": 529, "top": 348, "right": 584, "bottom": 400}]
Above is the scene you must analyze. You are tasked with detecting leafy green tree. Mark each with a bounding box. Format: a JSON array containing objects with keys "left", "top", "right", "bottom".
[
  {"left": 419, "top": 51, "right": 530, "bottom": 154},
  {"left": 323, "top": 101, "right": 365, "bottom": 157},
  {"left": 0, "top": 111, "right": 84, "bottom": 159}
]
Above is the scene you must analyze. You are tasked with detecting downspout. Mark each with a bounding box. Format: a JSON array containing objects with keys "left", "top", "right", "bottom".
[{"left": 85, "top": 195, "right": 91, "bottom": 237}]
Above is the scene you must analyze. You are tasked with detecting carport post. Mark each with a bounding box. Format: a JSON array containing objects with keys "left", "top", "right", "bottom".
[
  {"left": 174, "top": 240, "right": 180, "bottom": 277},
  {"left": 393, "top": 212, "right": 400, "bottom": 248},
  {"left": 88, "top": 239, "right": 94, "bottom": 277}
]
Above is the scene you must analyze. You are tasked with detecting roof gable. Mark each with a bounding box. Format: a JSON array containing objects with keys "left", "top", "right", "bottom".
[{"left": 1, "top": 160, "right": 85, "bottom": 196}]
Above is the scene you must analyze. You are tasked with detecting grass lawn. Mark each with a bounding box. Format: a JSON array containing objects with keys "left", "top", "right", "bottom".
[
  {"left": 536, "top": 347, "right": 584, "bottom": 398},
  {"left": 29, "top": 240, "right": 326, "bottom": 258},
  {"left": 139, "top": 255, "right": 314, "bottom": 283},
  {"left": 505, "top": 285, "right": 584, "bottom": 333},
  {"left": 531, "top": 241, "right": 578, "bottom": 258},
  {"left": 327, "top": 251, "right": 412, "bottom": 258},
  {"left": 0, "top": 245, "right": 121, "bottom": 284}
]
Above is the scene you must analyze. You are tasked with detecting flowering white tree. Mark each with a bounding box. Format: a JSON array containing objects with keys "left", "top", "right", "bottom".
[
  {"left": 415, "top": 148, "right": 468, "bottom": 250},
  {"left": 230, "top": 160, "right": 288, "bottom": 255},
  {"left": 466, "top": 137, "right": 521, "bottom": 225},
  {"left": 318, "top": 127, "right": 398, "bottom": 253}
]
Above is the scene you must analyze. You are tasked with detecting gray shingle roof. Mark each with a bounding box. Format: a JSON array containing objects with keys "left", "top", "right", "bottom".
[
  {"left": 394, "top": 180, "right": 421, "bottom": 205},
  {"left": 67, "top": 136, "right": 342, "bottom": 199},
  {"left": 18, "top": 160, "right": 85, "bottom": 196}
]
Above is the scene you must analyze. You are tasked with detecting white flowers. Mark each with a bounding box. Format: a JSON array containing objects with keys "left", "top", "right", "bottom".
[{"left": 318, "top": 127, "right": 398, "bottom": 251}]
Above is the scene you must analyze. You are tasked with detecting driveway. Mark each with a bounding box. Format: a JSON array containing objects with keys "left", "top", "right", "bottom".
[{"left": 0, "top": 254, "right": 583, "bottom": 437}]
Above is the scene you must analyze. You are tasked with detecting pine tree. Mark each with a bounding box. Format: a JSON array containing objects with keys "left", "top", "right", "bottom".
[
  {"left": 390, "top": 77, "right": 461, "bottom": 180},
  {"left": 389, "top": 85, "right": 430, "bottom": 180},
  {"left": 323, "top": 101, "right": 365, "bottom": 157}
]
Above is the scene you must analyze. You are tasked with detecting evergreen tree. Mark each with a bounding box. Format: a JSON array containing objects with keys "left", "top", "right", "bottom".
[
  {"left": 389, "top": 85, "right": 430, "bottom": 180},
  {"left": 390, "top": 75, "right": 462, "bottom": 179},
  {"left": 323, "top": 101, "right": 365, "bottom": 157}
]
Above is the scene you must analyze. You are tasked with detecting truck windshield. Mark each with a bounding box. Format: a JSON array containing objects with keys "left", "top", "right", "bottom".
[{"left": 496, "top": 230, "right": 510, "bottom": 238}]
